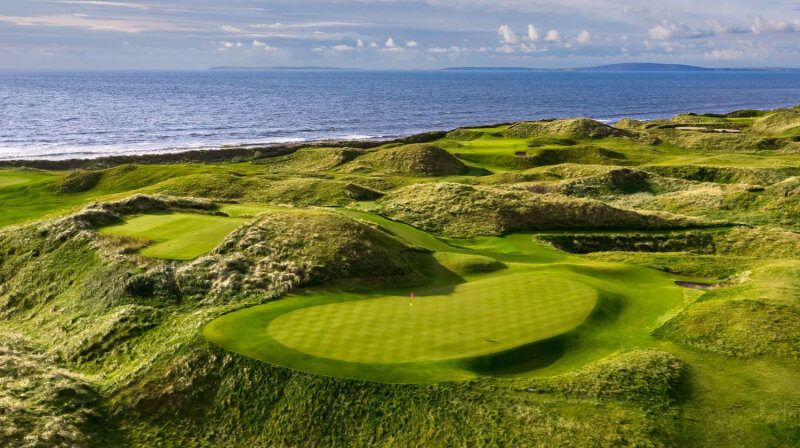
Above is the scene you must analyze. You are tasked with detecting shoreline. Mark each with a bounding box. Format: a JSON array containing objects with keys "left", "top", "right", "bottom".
[{"left": 0, "top": 130, "right": 448, "bottom": 170}]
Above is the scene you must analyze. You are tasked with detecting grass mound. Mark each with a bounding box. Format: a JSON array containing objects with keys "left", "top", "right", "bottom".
[
  {"left": 56, "top": 170, "right": 103, "bottom": 194},
  {"left": 656, "top": 262, "right": 800, "bottom": 358},
  {"left": 642, "top": 164, "right": 800, "bottom": 185},
  {"left": 767, "top": 176, "right": 800, "bottom": 197},
  {"left": 217, "top": 209, "right": 425, "bottom": 282},
  {"left": 543, "top": 349, "right": 685, "bottom": 405},
  {"left": 656, "top": 299, "right": 800, "bottom": 359},
  {"left": 751, "top": 109, "right": 800, "bottom": 136},
  {"left": 176, "top": 209, "right": 428, "bottom": 302},
  {"left": 660, "top": 131, "right": 791, "bottom": 152},
  {"left": 253, "top": 147, "right": 364, "bottom": 172},
  {"left": 433, "top": 252, "right": 506, "bottom": 275},
  {"left": 155, "top": 174, "right": 355, "bottom": 206},
  {"left": 527, "top": 145, "right": 627, "bottom": 166},
  {"left": 378, "top": 182, "right": 711, "bottom": 237},
  {"left": 344, "top": 144, "right": 469, "bottom": 176},
  {"left": 505, "top": 118, "right": 627, "bottom": 139},
  {"left": 543, "top": 168, "right": 689, "bottom": 197}
]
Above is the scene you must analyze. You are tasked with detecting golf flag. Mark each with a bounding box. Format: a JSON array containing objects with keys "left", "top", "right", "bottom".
[{"left": 410, "top": 292, "right": 414, "bottom": 307}]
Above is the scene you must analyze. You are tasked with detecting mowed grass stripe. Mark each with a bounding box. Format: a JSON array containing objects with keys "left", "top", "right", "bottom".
[
  {"left": 268, "top": 273, "right": 597, "bottom": 364},
  {"left": 97, "top": 212, "right": 248, "bottom": 260}
]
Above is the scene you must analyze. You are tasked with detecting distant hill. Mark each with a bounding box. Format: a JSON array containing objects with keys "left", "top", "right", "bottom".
[
  {"left": 441, "top": 67, "right": 552, "bottom": 72},
  {"left": 210, "top": 66, "right": 349, "bottom": 70},
  {"left": 443, "top": 63, "right": 800, "bottom": 72},
  {"left": 579, "top": 63, "right": 710, "bottom": 72}
]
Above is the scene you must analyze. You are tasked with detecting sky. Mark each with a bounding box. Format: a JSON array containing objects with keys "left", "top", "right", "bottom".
[{"left": 2, "top": 1, "right": 800, "bottom": 69}]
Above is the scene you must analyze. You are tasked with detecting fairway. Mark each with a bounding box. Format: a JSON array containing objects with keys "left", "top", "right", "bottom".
[
  {"left": 98, "top": 212, "right": 247, "bottom": 260},
  {"left": 0, "top": 171, "right": 54, "bottom": 189},
  {"left": 269, "top": 274, "right": 596, "bottom": 363}
]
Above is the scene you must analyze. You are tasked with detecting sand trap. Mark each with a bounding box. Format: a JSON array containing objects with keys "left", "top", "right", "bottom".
[{"left": 674, "top": 280, "right": 719, "bottom": 290}]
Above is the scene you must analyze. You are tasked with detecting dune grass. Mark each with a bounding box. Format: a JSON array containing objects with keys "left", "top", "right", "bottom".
[{"left": 97, "top": 212, "right": 249, "bottom": 260}]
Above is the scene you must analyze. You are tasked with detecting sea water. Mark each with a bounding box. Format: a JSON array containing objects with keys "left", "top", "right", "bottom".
[{"left": 1, "top": 69, "right": 799, "bottom": 160}]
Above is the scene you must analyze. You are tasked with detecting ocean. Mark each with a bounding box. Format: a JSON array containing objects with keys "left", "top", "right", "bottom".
[{"left": 1, "top": 69, "right": 799, "bottom": 160}]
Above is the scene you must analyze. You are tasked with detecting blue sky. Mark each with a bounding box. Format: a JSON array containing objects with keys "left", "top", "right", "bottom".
[{"left": 2, "top": 0, "right": 800, "bottom": 69}]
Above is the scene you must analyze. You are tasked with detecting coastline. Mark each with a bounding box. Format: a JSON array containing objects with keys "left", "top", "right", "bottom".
[{"left": 0, "top": 130, "right": 447, "bottom": 170}]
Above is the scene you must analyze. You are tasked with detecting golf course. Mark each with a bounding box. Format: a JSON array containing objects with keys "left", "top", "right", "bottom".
[
  {"left": 199, "top": 208, "right": 692, "bottom": 383},
  {"left": 1, "top": 105, "right": 799, "bottom": 447}
]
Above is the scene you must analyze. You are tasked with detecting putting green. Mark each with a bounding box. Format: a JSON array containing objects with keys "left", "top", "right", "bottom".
[
  {"left": 98, "top": 212, "right": 247, "bottom": 260},
  {"left": 0, "top": 171, "right": 51, "bottom": 189},
  {"left": 269, "top": 274, "right": 596, "bottom": 364}
]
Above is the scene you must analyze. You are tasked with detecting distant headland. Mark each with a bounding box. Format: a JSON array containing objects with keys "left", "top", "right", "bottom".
[{"left": 210, "top": 63, "right": 800, "bottom": 72}]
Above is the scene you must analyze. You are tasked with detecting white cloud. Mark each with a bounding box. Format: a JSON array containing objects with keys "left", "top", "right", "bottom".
[
  {"left": 575, "top": 29, "right": 590, "bottom": 44},
  {"left": 368, "top": 41, "right": 378, "bottom": 47},
  {"left": 357, "top": 38, "right": 364, "bottom": 47},
  {"left": 251, "top": 40, "right": 277, "bottom": 50},
  {"left": 497, "top": 25, "right": 518, "bottom": 43},
  {"left": 705, "top": 19, "right": 728, "bottom": 34},
  {"left": 648, "top": 20, "right": 712, "bottom": 40},
  {"left": 332, "top": 44, "right": 355, "bottom": 51},
  {"left": 526, "top": 24, "right": 539, "bottom": 42},
  {"left": 427, "top": 45, "right": 465, "bottom": 54},
  {"left": 496, "top": 44, "right": 515, "bottom": 53},
  {"left": 750, "top": 15, "right": 797, "bottom": 34},
  {"left": 544, "top": 29, "right": 560, "bottom": 42},
  {"left": 705, "top": 48, "right": 744, "bottom": 60},
  {"left": 54, "top": 1, "right": 150, "bottom": 10},
  {"left": 249, "top": 21, "right": 367, "bottom": 30},
  {"left": 383, "top": 37, "right": 404, "bottom": 52},
  {"left": 0, "top": 13, "right": 195, "bottom": 33},
  {"left": 221, "top": 25, "right": 243, "bottom": 33},
  {"left": 426, "top": 46, "right": 450, "bottom": 53},
  {"left": 405, "top": 40, "right": 418, "bottom": 47}
]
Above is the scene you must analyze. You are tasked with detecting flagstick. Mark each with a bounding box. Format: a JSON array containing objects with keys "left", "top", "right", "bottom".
[{"left": 408, "top": 292, "right": 414, "bottom": 324}]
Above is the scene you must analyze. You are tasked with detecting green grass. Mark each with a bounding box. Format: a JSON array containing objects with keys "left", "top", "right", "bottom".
[
  {"left": 97, "top": 212, "right": 249, "bottom": 260},
  {"left": 204, "top": 209, "right": 689, "bottom": 382},
  {"left": 4, "top": 105, "right": 800, "bottom": 446},
  {"left": 0, "top": 170, "right": 52, "bottom": 188},
  {"left": 269, "top": 273, "right": 596, "bottom": 363}
]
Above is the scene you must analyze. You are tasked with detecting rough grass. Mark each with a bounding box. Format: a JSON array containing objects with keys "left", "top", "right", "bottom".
[
  {"left": 541, "top": 349, "right": 685, "bottom": 406},
  {"left": 0, "top": 333, "right": 109, "bottom": 448},
  {"left": 154, "top": 174, "right": 356, "bottom": 206},
  {"left": 377, "top": 182, "right": 714, "bottom": 237},
  {"left": 655, "top": 262, "right": 800, "bottom": 359},
  {"left": 342, "top": 143, "right": 469, "bottom": 176},
  {"left": 505, "top": 118, "right": 628, "bottom": 139}
]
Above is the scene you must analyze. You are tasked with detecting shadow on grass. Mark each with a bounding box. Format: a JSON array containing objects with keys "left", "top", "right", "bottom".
[{"left": 460, "top": 337, "right": 566, "bottom": 376}]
